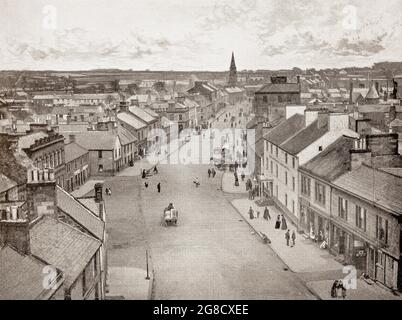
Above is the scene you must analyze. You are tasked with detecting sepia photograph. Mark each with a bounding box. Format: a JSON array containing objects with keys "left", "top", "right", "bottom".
[{"left": 1, "top": 0, "right": 402, "bottom": 306}]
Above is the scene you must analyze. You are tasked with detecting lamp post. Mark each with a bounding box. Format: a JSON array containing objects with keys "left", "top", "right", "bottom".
[{"left": 145, "top": 249, "right": 150, "bottom": 280}]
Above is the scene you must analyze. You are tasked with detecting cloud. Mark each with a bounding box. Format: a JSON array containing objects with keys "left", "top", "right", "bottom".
[{"left": 333, "top": 35, "right": 387, "bottom": 56}]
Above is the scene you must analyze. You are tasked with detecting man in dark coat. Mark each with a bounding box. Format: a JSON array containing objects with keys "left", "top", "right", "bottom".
[
  {"left": 291, "top": 230, "right": 296, "bottom": 246},
  {"left": 208, "top": 168, "right": 211, "bottom": 178},
  {"left": 157, "top": 182, "right": 161, "bottom": 193},
  {"left": 285, "top": 230, "right": 290, "bottom": 246},
  {"left": 212, "top": 168, "right": 216, "bottom": 178}
]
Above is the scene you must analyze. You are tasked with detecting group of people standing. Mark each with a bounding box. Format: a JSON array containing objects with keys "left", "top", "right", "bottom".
[
  {"left": 331, "top": 280, "right": 347, "bottom": 299},
  {"left": 246, "top": 179, "right": 259, "bottom": 200}
]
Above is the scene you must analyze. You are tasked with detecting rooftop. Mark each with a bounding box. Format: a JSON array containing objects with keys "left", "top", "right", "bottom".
[
  {"left": 333, "top": 164, "right": 402, "bottom": 216},
  {"left": 300, "top": 136, "right": 356, "bottom": 181},
  {"left": 257, "top": 82, "right": 301, "bottom": 94},
  {"left": 30, "top": 216, "right": 101, "bottom": 286},
  {"left": 263, "top": 113, "right": 305, "bottom": 146},
  {"left": 128, "top": 106, "right": 157, "bottom": 124},
  {"left": 18, "top": 132, "right": 49, "bottom": 150},
  {"left": 280, "top": 121, "right": 328, "bottom": 155},
  {"left": 64, "top": 142, "right": 88, "bottom": 163},
  {"left": 0, "top": 245, "right": 58, "bottom": 300},
  {"left": 56, "top": 186, "right": 105, "bottom": 240},
  {"left": 67, "top": 132, "right": 118, "bottom": 150},
  {"left": 117, "top": 112, "right": 147, "bottom": 130}
]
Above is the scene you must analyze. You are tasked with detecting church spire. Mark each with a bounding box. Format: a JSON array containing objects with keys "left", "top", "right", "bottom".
[{"left": 228, "top": 51, "right": 237, "bottom": 87}]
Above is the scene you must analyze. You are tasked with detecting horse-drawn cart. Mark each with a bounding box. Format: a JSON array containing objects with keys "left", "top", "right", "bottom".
[{"left": 162, "top": 208, "right": 178, "bottom": 226}]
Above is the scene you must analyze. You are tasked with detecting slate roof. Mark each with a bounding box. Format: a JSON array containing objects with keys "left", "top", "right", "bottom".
[
  {"left": 300, "top": 136, "right": 356, "bottom": 181},
  {"left": 0, "top": 173, "right": 17, "bottom": 194},
  {"left": 366, "top": 83, "right": 380, "bottom": 99},
  {"left": 18, "top": 132, "right": 49, "bottom": 150},
  {"left": 263, "top": 114, "right": 305, "bottom": 146},
  {"left": 257, "top": 83, "right": 300, "bottom": 94},
  {"left": 56, "top": 186, "right": 105, "bottom": 240},
  {"left": 390, "top": 118, "right": 402, "bottom": 127},
  {"left": 64, "top": 142, "right": 88, "bottom": 163},
  {"left": 357, "top": 105, "right": 391, "bottom": 113},
  {"left": 70, "top": 132, "right": 118, "bottom": 150},
  {"left": 30, "top": 216, "right": 101, "bottom": 286},
  {"left": 0, "top": 246, "right": 56, "bottom": 300},
  {"left": 129, "top": 106, "right": 156, "bottom": 124},
  {"left": 281, "top": 121, "right": 328, "bottom": 155},
  {"left": 117, "top": 112, "right": 147, "bottom": 130},
  {"left": 117, "top": 125, "right": 138, "bottom": 145},
  {"left": 379, "top": 167, "right": 402, "bottom": 177},
  {"left": 333, "top": 164, "right": 402, "bottom": 216}
]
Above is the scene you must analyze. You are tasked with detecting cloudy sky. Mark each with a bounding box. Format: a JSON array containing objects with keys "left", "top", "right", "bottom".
[{"left": 1, "top": 0, "right": 402, "bottom": 71}]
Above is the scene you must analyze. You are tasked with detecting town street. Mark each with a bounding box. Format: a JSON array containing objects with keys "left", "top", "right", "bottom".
[{"left": 104, "top": 143, "right": 316, "bottom": 300}]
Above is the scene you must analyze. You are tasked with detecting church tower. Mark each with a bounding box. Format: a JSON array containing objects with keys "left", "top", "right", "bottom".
[{"left": 228, "top": 52, "right": 237, "bottom": 87}]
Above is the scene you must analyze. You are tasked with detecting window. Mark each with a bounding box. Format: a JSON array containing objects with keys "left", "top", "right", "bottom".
[
  {"left": 285, "top": 153, "right": 288, "bottom": 164},
  {"left": 263, "top": 95, "right": 267, "bottom": 103},
  {"left": 292, "top": 200, "right": 295, "bottom": 213},
  {"left": 301, "top": 175, "right": 311, "bottom": 196},
  {"left": 98, "top": 150, "right": 103, "bottom": 159},
  {"left": 355, "top": 205, "right": 367, "bottom": 231},
  {"left": 270, "top": 144, "right": 273, "bottom": 154},
  {"left": 275, "top": 164, "right": 278, "bottom": 177},
  {"left": 265, "top": 157, "right": 269, "bottom": 170},
  {"left": 285, "top": 171, "right": 288, "bottom": 185},
  {"left": 292, "top": 157, "right": 295, "bottom": 168},
  {"left": 314, "top": 182, "right": 326, "bottom": 205},
  {"left": 270, "top": 161, "right": 273, "bottom": 173},
  {"left": 179, "top": 114, "right": 183, "bottom": 121},
  {"left": 292, "top": 176, "right": 295, "bottom": 191},
  {"left": 265, "top": 141, "right": 268, "bottom": 151},
  {"left": 338, "top": 197, "right": 348, "bottom": 219},
  {"left": 285, "top": 194, "right": 288, "bottom": 206},
  {"left": 278, "top": 95, "right": 283, "bottom": 103},
  {"left": 275, "top": 147, "right": 278, "bottom": 157},
  {"left": 376, "top": 215, "right": 388, "bottom": 244},
  {"left": 98, "top": 165, "right": 103, "bottom": 173}
]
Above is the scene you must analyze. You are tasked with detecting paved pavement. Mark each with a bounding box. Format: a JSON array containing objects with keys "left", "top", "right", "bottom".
[
  {"left": 222, "top": 171, "right": 249, "bottom": 194},
  {"left": 230, "top": 198, "right": 401, "bottom": 300}
]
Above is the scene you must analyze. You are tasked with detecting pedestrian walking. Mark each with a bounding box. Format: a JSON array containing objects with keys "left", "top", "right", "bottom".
[
  {"left": 241, "top": 172, "right": 245, "bottom": 181},
  {"left": 157, "top": 182, "right": 161, "bottom": 193},
  {"left": 234, "top": 177, "right": 239, "bottom": 186},
  {"left": 142, "top": 169, "right": 146, "bottom": 179},
  {"left": 285, "top": 229, "right": 290, "bottom": 246},
  {"left": 275, "top": 215, "right": 281, "bottom": 229},
  {"left": 212, "top": 168, "right": 216, "bottom": 178},
  {"left": 263, "top": 207, "right": 271, "bottom": 220},
  {"left": 144, "top": 182, "right": 148, "bottom": 188},
  {"left": 291, "top": 230, "right": 296, "bottom": 246},
  {"left": 257, "top": 211, "right": 260, "bottom": 219},
  {"left": 208, "top": 168, "right": 211, "bottom": 178},
  {"left": 281, "top": 215, "right": 288, "bottom": 230},
  {"left": 248, "top": 190, "right": 253, "bottom": 200},
  {"left": 248, "top": 206, "right": 254, "bottom": 220}
]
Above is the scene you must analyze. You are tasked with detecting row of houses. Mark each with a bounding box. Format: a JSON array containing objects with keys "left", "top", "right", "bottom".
[
  {"left": 259, "top": 108, "right": 402, "bottom": 291},
  {"left": 0, "top": 132, "right": 108, "bottom": 299}
]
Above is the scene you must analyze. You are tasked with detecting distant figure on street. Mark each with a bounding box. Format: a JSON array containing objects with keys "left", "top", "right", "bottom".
[
  {"left": 263, "top": 207, "right": 271, "bottom": 220},
  {"left": 256, "top": 211, "right": 260, "bottom": 219},
  {"left": 285, "top": 230, "right": 290, "bottom": 246},
  {"left": 338, "top": 280, "right": 347, "bottom": 299},
  {"left": 194, "top": 177, "right": 200, "bottom": 187},
  {"left": 157, "top": 182, "right": 161, "bottom": 193},
  {"left": 275, "top": 215, "right": 281, "bottom": 229},
  {"left": 291, "top": 230, "right": 296, "bottom": 246},
  {"left": 281, "top": 215, "right": 288, "bottom": 230},
  {"left": 248, "top": 207, "right": 254, "bottom": 220},
  {"left": 153, "top": 166, "right": 158, "bottom": 174},
  {"left": 144, "top": 182, "right": 149, "bottom": 188},
  {"left": 142, "top": 169, "right": 146, "bottom": 179},
  {"left": 241, "top": 172, "right": 245, "bottom": 181},
  {"left": 208, "top": 168, "right": 211, "bottom": 178},
  {"left": 234, "top": 177, "right": 239, "bottom": 186},
  {"left": 211, "top": 168, "right": 216, "bottom": 178}
]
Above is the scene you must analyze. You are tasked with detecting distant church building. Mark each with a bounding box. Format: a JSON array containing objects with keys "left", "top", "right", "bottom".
[
  {"left": 228, "top": 52, "right": 237, "bottom": 87},
  {"left": 224, "top": 52, "right": 244, "bottom": 105}
]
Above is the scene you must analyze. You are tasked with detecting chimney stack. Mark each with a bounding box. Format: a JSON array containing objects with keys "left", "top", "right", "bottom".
[
  {"left": 349, "top": 82, "right": 353, "bottom": 105},
  {"left": 26, "top": 168, "right": 57, "bottom": 222},
  {"left": 350, "top": 137, "right": 371, "bottom": 170},
  {"left": 94, "top": 183, "right": 103, "bottom": 203},
  {"left": 69, "top": 134, "right": 76, "bottom": 143},
  {"left": 0, "top": 206, "right": 31, "bottom": 255}
]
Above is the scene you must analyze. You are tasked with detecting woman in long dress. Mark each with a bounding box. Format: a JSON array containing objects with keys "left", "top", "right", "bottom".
[
  {"left": 275, "top": 215, "right": 281, "bottom": 229},
  {"left": 281, "top": 215, "right": 288, "bottom": 230}
]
